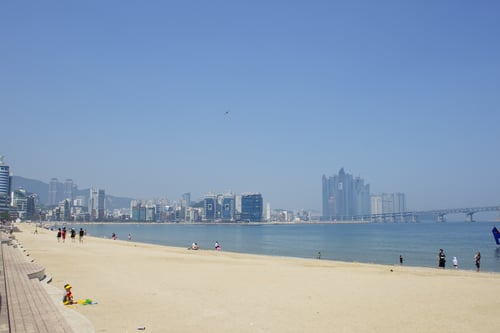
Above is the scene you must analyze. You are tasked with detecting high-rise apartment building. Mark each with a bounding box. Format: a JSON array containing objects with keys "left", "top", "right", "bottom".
[
  {"left": 371, "top": 195, "right": 383, "bottom": 215},
  {"left": 371, "top": 193, "right": 406, "bottom": 215},
  {"left": 130, "top": 200, "right": 146, "bottom": 222},
  {"left": 26, "top": 194, "right": 37, "bottom": 219},
  {"left": 182, "top": 193, "right": 191, "bottom": 207},
  {"left": 221, "top": 193, "right": 235, "bottom": 221},
  {"left": 240, "top": 193, "right": 263, "bottom": 222},
  {"left": 64, "top": 179, "right": 74, "bottom": 201},
  {"left": 48, "top": 178, "right": 58, "bottom": 206},
  {"left": 392, "top": 192, "right": 406, "bottom": 213},
  {"left": 11, "top": 188, "right": 28, "bottom": 218},
  {"left": 203, "top": 194, "right": 217, "bottom": 221},
  {"left": 89, "top": 188, "right": 105, "bottom": 221},
  {"left": 0, "top": 156, "right": 12, "bottom": 214},
  {"left": 322, "top": 168, "right": 371, "bottom": 220}
]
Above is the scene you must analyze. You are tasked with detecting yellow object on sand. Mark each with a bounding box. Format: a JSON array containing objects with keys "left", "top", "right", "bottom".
[{"left": 77, "top": 299, "right": 93, "bottom": 305}]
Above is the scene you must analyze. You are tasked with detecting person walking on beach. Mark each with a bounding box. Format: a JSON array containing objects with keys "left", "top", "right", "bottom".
[
  {"left": 70, "top": 228, "right": 76, "bottom": 242},
  {"left": 474, "top": 251, "right": 481, "bottom": 272},
  {"left": 57, "top": 228, "right": 62, "bottom": 242},
  {"left": 61, "top": 227, "right": 66, "bottom": 243},
  {"left": 79, "top": 228, "right": 84, "bottom": 243},
  {"left": 215, "top": 241, "right": 221, "bottom": 251},
  {"left": 452, "top": 256, "right": 458, "bottom": 269},
  {"left": 438, "top": 249, "right": 446, "bottom": 268},
  {"left": 399, "top": 255, "right": 403, "bottom": 265}
]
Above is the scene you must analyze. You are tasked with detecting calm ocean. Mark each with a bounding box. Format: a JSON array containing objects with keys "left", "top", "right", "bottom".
[{"left": 71, "top": 221, "right": 500, "bottom": 273}]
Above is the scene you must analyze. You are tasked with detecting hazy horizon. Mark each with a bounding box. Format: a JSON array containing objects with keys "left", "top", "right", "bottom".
[{"left": 2, "top": 1, "right": 499, "bottom": 211}]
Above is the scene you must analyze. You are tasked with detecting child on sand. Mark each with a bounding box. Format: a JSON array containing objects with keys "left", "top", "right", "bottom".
[{"left": 63, "top": 284, "right": 75, "bottom": 305}]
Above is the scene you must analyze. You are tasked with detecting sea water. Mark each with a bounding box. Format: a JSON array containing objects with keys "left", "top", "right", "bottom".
[{"left": 71, "top": 221, "right": 500, "bottom": 273}]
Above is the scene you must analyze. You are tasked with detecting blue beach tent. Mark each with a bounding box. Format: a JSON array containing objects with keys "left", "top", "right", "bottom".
[{"left": 492, "top": 227, "right": 500, "bottom": 245}]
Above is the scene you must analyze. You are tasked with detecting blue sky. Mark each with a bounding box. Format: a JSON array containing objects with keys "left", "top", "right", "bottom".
[{"left": 1, "top": 1, "right": 499, "bottom": 211}]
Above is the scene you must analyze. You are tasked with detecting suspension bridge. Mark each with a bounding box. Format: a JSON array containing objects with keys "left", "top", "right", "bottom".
[{"left": 351, "top": 205, "right": 500, "bottom": 223}]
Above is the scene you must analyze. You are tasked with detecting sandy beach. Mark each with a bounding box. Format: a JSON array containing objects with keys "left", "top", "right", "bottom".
[{"left": 12, "top": 223, "right": 500, "bottom": 333}]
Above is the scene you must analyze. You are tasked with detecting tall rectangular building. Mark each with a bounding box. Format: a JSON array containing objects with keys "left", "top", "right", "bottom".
[
  {"left": 48, "top": 178, "right": 58, "bottom": 206},
  {"left": 240, "top": 193, "right": 263, "bottom": 222},
  {"left": 64, "top": 179, "right": 74, "bottom": 201},
  {"left": 0, "top": 156, "right": 11, "bottom": 214},
  {"left": 221, "top": 193, "right": 235, "bottom": 221},
  {"left": 182, "top": 193, "right": 191, "bottom": 208},
  {"left": 89, "top": 188, "right": 105, "bottom": 221},
  {"left": 203, "top": 194, "right": 217, "bottom": 221}
]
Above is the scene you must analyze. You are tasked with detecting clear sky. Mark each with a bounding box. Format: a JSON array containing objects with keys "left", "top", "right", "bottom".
[{"left": 1, "top": 1, "right": 499, "bottom": 211}]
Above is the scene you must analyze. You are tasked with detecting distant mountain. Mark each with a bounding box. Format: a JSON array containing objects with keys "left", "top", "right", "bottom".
[
  {"left": 11, "top": 176, "right": 133, "bottom": 210},
  {"left": 11, "top": 176, "right": 49, "bottom": 202}
]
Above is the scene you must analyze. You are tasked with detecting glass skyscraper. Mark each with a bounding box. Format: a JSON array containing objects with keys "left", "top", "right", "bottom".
[
  {"left": 221, "top": 193, "right": 235, "bottom": 221},
  {"left": 203, "top": 194, "right": 217, "bottom": 221},
  {"left": 0, "top": 156, "right": 12, "bottom": 214},
  {"left": 48, "top": 178, "right": 58, "bottom": 206},
  {"left": 322, "top": 168, "right": 371, "bottom": 221},
  {"left": 240, "top": 193, "right": 263, "bottom": 222}
]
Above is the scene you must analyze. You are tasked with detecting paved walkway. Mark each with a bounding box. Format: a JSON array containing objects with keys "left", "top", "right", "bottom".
[{"left": 0, "top": 227, "right": 94, "bottom": 333}]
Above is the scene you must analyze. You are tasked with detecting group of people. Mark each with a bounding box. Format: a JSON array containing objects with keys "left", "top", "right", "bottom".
[
  {"left": 57, "top": 227, "right": 86, "bottom": 243},
  {"left": 437, "top": 249, "right": 481, "bottom": 271},
  {"left": 188, "top": 241, "right": 222, "bottom": 251}
]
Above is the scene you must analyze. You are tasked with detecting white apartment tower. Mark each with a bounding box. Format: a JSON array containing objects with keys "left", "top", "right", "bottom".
[{"left": 89, "top": 188, "right": 105, "bottom": 221}]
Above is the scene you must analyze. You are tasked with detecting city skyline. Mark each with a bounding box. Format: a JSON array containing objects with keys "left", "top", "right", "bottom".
[
  {"left": 11, "top": 168, "right": 494, "bottom": 215},
  {"left": 2, "top": 2, "right": 499, "bottom": 211},
  {"left": 6, "top": 160, "right": 500, "bottom": 222}
]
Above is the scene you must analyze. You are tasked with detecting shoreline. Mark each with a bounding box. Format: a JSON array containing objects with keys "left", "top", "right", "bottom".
[
  {"left": 40, "top": 221, "right": 500, "bottom": 274},
  {"left": 13, "top": 222, "right": 500, "bottom": 333},
  {"left": 36, "top": 222, "right": 500, "bottom": 274},
  {"left": 39, "top": 220, "right": 373, "bottom": 226}
]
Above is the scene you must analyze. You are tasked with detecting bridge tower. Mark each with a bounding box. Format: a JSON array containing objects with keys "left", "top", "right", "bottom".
[
  {"left": 436, "top": 213, "right": 446, "bottom": 222},
  {"left": 465, "top": 211, "right": 475, "bottom": 222}
]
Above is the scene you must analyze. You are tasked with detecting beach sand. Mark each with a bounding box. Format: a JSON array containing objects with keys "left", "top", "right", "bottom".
[{"left": 13, "top": 223, "right": 500, "bottom": 333}]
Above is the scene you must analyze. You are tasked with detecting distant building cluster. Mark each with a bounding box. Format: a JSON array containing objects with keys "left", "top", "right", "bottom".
[
  {"left": 203, "top": 192, "right": 263, "bottom": 222},
  {"left": 322, "top": 168, "right": 371, "bottom": 220},
  {"left": 0, "top": 159, "right": 108, "bottom": 222},
  {"left": 127, "top": 192, "right": 264, "bottom": 223},
  {"left": 1, "top": 155, "right": 407, "bottom": 224},
  {"left": 371, "top": 193, "right": 406, "bottom": 215},
  {"left": 322, "top": 168, "right": 406, "bottom": 221},
  {"left": 46, "top": 177, "right": 107, "bottom": 222}
]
